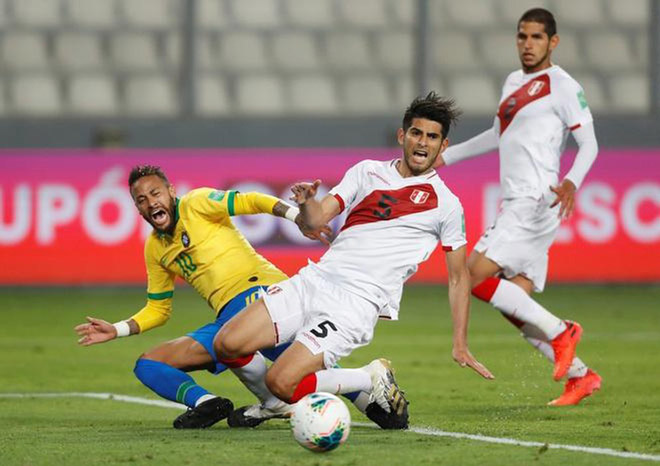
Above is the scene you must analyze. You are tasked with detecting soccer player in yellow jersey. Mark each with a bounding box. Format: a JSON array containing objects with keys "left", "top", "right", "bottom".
[{"left": 74, "top": 165, "right": 323, "bottom": 428}]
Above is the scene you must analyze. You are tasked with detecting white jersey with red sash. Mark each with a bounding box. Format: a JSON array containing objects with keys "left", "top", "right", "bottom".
[
  {"left": 495, "top": 65, "right": 593, "bottom": 200},
  {"left": 310, "top": 159, "right": 466, "bottom": 320}
]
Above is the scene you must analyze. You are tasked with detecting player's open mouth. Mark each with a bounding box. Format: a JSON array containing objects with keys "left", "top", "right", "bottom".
[
  {"left": 412, "top": 150, "right": 428, "bottom": 163},
  {"left": 150, "top": 208, "right": 169, "bottom": 227}
]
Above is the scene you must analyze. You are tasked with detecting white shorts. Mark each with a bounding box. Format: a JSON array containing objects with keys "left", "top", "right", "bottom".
[
  {"left": 474, "top": 196, "right": 560, "bottom": 292},
  {"left": 262, "top": 265, "right": 379, "bottom": 369}
]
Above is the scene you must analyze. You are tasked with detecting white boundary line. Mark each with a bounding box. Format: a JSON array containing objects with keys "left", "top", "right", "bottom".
[{"left": 3, "top": 392, "right": 659, "bottom": 462}]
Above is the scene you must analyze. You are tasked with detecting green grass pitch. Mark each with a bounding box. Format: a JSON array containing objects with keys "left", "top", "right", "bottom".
[{"left": 1, "top": 285, "right": 659, "bottom": 465}]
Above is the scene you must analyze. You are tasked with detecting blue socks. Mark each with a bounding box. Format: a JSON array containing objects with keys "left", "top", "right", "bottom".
[{"left": 134, "top": 358, "right": 210, "bottom": 408}]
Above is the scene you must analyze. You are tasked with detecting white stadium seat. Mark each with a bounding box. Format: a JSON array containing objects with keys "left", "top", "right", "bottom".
[
  {"left": 448, "top": 75, "right": 498, "bottom": 114},
  {"left": 196, "top": 0, "right": 227, "bottom": 29},
  {"left": 68, "top": 75, "right": 118, "bottom": 115},
  {"left": 272, "top": 32, "right": 320, "bottom": 71},
  {"left": 375, "top": 31, "right": 414, "bottom": 71},
  {"left": 554, "top": 0, "right": 604, "bottom": 26},
  {"left": 11, "top": 0, "right": 61, "bottom": 27},
  {"left": 389, "top": 0, "right": 416, "bottom": 26},
  {"left": 610, "top": 74, "right": 649, "bottom": 112},
  {"left": 12, "top": 75, "right": 62, "bottom": 116},
  {"left": 195, "top": 34, "right": 216, "bottom": 69},
  {"left": 445, "top": 0, "right": 496, "bottom": 27},
  {"left": 125, "top": 75, "right": 177, "bottom": 115},
  {"left": 2, "top": 32, "right": 49, "bottom": 70},
  {"left": 584, "top": 32, "right": 634, "bottom": 69},
  {"left": 195, "top": 76, "right": 230, "bottom": 115},
  {"left": 66, "top": 0, "right": 117, "bottom": 28},
  {"left": 55, "top": 33, "right": 104, "bottom": 71},
  {"left": 230, "top": 0, "right": 280, "bottom": 28},
  {"left": 289, "top": 75, "right": 338, "bottom": 114},
  {"left": 325, "top": 32, "right": 372, "bottom": 70},
  {"left": 284, "top": 0, "right": 335, "bottom": 28},
  {"left": 236, "top": 75, "right": 285, "bottom": 115},
  {"left": 342, "top": 76, "right": 390, "bottom": 114},
  {"left": 498, "top": 0, "right": 552, "bottom": 23},
  {"left": 431, "top": 31, "right": 478, "bottom": 70},
  {"left": 337, "top": 0, "right": 388, "bottom": 28},
  {"left": 606, "top": 0, "right": 649, "bottom": 26},
  {"left": 164, "top": 33, "right": 181, "bottom": 68},
  {"left": 110, "top": 33, "right": 160, "bottom": 71},
  {"left": 551, "top": 32, "right": 583, "bottom": 70},
  {"left": 219, "top": 32, "right": 268, "bottom": 70},
  {"left": 119, "top": 0, "right": 175, "bottom": 28},
  {"left": 481, "top": 31, "right": 521, "bottom": 70}
]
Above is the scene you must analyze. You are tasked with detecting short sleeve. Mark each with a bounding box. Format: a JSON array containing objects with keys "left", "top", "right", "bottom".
[
  {"left": 439, "top": 203, "right": 467, "bottom": 252},
  {"left": 144, "top": 239, "right": 175, "bottom": 299},
  {"left": 185, "top": 187, "right": 234, "bottom": 221},
  {"left": 554, "top": 77, "right": 593, "bottom": 131},
  {"left": 329, "top": 162, "right": 364, "bottom": 213}
]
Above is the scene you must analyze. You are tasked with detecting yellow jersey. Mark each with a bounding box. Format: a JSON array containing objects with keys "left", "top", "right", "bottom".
[{"left": 130, "top": 187, "right": 288, "bottom": 332}]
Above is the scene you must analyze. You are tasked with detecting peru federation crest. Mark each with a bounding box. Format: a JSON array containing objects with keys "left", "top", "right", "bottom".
[{"left": 410, "top": 189, "right": 430, "bottom": 205}]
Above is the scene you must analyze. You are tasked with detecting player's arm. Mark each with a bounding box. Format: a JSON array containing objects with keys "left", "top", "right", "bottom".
[
  {"left": 290, "top": 179, "right": 342, "bottom": 231},
  {"left": 445, "top": 246, "right": 494, "bottom": 380},
  {"left": 434, "top": 126, "right": 499, "bottom": 168},
  {"left": 550, "top": 122, "right": 599, "bottom": 219}
]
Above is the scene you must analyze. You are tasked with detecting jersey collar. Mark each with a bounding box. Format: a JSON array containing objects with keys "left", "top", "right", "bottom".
[{"left": 156, "top": 197, "right": 181, "bottom": 239}]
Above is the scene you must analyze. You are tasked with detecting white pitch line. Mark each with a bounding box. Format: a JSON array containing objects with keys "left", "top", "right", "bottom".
[{"left": 3, "top": 393, "right": 659, "bottom": 462}]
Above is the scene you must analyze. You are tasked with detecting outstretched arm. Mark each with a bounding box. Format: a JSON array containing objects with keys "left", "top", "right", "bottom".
[
  {"left": 435, "top": 126, "right": 499, "bottom": 168},
  {"left": 445, "top": 246, "right": 494, "bottom": 380}
]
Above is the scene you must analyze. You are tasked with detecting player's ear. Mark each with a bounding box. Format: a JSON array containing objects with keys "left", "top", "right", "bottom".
[
  {"left": 549, "top": 34, "right": 559, "bottom": 52},
  {"left": 396, "top": 127, "right": 405, "bottom": 146},
  {"left": 168, "top": 184, "right": 176, "bottom": 198},
  {"left": 440, "top": 137, "right": 449, "bottom": 152}
]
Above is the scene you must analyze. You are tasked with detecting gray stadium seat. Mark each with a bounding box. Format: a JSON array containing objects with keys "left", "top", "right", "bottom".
[
  {"left": 55, "top": 33, "right": 104, "bottom": 71},
  {"left": 2, "top": 32, "right": 49, "bottom": 70},
  {"left": 195, "top": 34, "right": 216, "bottom": 69},
  {"left": 445, "top": 0, "right": 497, "bottom": 27},
  {"left": 428, "top": 0, "right": 448, "bottom": 26},
  {"left": 219, "top": 32, "right": 268, "bottom": 70},
  {"left": 584, "top": 32, "right": 633, "bottom": 69},
  {"left": 337, "top": 0, "right": 388, "bottom": 28},
  {"left": 68, "top": 75, "right": 118, "bottom": 115},
  {"left": 554, "top": 0, "right": 604, "bottom": 26},
  {"left": 572, "top": 73, "right": 606, "bottom": 113},
  {"left": 389, "top": 0, "right": 416, "bottom": 26},
  {"left": 66, "top": 0, "right": 116, "bottom": 28},
  {"left": 610, "top": 74, "right": 649, "bottom": 112},
  {"left": 119, "top": 0, "right": 175, "bottom": 28},
  {"left": 11, "top": 0, "right": 61, "bottom": 27},
  {"left": 164, "top": 33, "right": 181, "bottom": 68},
  {"left": 375, "top": 31, "right": 414, "bottom": 71},
  {"left": 431, "top": 31, "right": 478, "bottom": 70},
  {"left": 551, "top": 32, "right": 582, "bottom": 70},
  {"left": 110, "top": 33, "right": 160, "bottom": 71},
  {"left": 449, "top": 75, "right": 498, "bottom": 114},
  {"left": 325, "top": 32, "right": 372, "bottom": 70},
  {"left": 195, "top": 76, "right": 230, "bottom": 115},
  {"left": 606, "top": 0, "right": 649, "bottom": 26},
  {"left": 12, "top": 75, "right": 61, "bottom": 116},
  {"left": 284, "top": 0, "right": 335, "bottom": 27},
  {"left": 196, "top": 0, "right": 228, "bottom": 29},
  {"left": 236, "top": 75, "right": 285, "bottom": 115},
  {"left": 230, "top": 0, "right": 280, "bottom": 28},
  {"left": 125, "top": 75, "right": 177, "bottom": 115},
  {"left": 289, "top": 75, "right": 338, "bottom": 114},
  {"left": 498, "top": 0, "right": 551, "bottom": 24},
  {"left": 392, "top": 75, "right": 415, "bottom": 110},
  {"left": 481, "top": 31, "right": 521, "bottom": 70},
  {"left": 272, "top": 32, "right": 320, "bottom": 71},
  {"left": 342, "top": 76, "right": 390, "bottom": 114}
]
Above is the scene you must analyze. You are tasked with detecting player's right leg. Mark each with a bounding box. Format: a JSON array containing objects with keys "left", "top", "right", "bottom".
[{"left": 134, "top": 336, "right": 233, "bottom": 429}]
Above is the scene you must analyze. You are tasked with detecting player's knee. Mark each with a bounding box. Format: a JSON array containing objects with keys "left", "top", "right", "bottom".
[
  {"left": 265, "top": 370, "right": 295, "bottom": 402},
  {"left": 214, "top": 331, "right": 242, "bottom": 360}
]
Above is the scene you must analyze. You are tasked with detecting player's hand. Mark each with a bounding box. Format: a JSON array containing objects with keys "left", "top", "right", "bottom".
[
  {"left": 74, "top": 316, "right": 117, "bottom": 346},
  {"left": 550, "top": 179, "right": 577, "bottom": 220},
  {"left": 452, "top": 347, "right": 495, "bottom": 380},
  {"left": 433, "top": 154, "right": 446, "bottom": 169},
  {"left": 290, "top": 179, "right": 321, "bottom": 205},
  {"left": 295, "top": 214, "right": 332, "bottom": 245}
]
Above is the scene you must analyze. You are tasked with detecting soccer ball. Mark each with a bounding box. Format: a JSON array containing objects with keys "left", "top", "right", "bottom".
[{"left": 290, "top": 392, "right": 351, "bottom": 452}]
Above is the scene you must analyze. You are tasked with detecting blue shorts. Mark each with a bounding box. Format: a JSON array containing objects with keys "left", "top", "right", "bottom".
[{"left": 187, "top": 285, "right": 289, "bottom": 374}]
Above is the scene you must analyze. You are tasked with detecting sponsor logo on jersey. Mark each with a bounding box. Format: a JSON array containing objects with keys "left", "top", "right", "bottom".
[
  {"left": 181, "top": 231, "right": 190, "bottom": 247},
  {"left": 410, "top": 189, "right": 430, "bottom": 204},
  {"left": 208, "top": 190, "right": 226, "bottom": 201},
  {"left": 577, "top": 89, "right": 588, "bottom": 109},
  {"left": 527, "top": 80, "right": 545, "bottom": 96}
]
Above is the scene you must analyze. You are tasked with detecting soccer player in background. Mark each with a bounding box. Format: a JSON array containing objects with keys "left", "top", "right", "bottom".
[
  {"left": 434, "top": 8, "right": 601, "bottom": 406},
  {"left": 213, "top": 92, "right": 494, "bottom": 419},
  {"left": 75, "top": 166, "right": 402, "bottom": 429}
]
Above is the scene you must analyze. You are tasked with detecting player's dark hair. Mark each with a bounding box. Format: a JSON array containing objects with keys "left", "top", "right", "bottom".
[
  {"left": 128, "top": 165, "right": 170, "bottom": 187},
  {"left": 518, "top": 8, "right": 557, "bottom": 37},
  {"left": 402, "top": 91, "right": 461, "bottom": 139}
]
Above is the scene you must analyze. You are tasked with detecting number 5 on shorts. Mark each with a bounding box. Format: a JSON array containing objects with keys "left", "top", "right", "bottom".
[{"left": 310, "top": 320, "right": 337, "bottom": 338}]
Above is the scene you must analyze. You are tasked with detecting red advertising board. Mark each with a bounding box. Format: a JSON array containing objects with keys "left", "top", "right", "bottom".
[{"left": 0, "top": 149, "right": 658, "bottom": 284}]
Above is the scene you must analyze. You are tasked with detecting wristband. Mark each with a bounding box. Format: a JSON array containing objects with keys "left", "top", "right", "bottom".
[
  {"left": 113, "top": 321, "right": 131, "bottom": 338},
  {"left": 284, "top": 206, "right": 300, "bottom": 222}
]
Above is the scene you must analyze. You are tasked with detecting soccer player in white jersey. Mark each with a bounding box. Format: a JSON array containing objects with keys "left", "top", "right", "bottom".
[
  {"left": 435, "top": 8, "right": 601, "bottom": 406},
  {"left": 213, "top": 92, "right": 494, "bottom": 421}
]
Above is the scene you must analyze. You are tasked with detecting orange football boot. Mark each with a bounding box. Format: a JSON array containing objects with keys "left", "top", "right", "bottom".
[
  {"left": 548, "top": 369, "right": 602, "bottom": 406},
  {"left": 551, "top": 321, "right": 583, "bottom": 381}
]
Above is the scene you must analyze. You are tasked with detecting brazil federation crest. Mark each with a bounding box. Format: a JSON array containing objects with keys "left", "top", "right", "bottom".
[
  {"left": 410, "top": 189, "right": 430, "bottom": 205},
  {"left": 181, "top": 231, "right": 190, "bottom": 248},
  {"left": 527, "top": 80, "right": 545, "bottom": 96}
]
